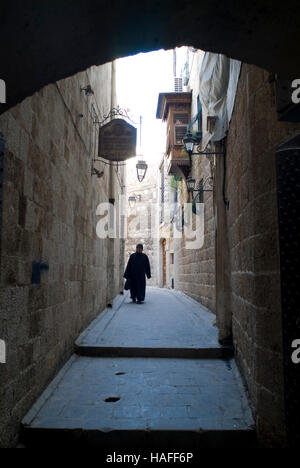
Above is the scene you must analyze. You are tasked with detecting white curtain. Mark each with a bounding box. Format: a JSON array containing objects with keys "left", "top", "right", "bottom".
[{"left": 199, "top": 52, "right": 241, "bottom": 147}]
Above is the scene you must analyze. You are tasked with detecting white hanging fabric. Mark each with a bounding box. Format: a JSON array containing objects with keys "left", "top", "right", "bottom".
[{"left": 199, "top": 52, "right": 241, "bottom": 148}]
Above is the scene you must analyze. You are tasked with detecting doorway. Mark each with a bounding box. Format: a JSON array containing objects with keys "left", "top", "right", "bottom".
[{"left": 162, "top": 238, "right": 167, "bottom": 287}]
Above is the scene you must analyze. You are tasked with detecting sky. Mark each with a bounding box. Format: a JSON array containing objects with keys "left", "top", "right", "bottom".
[{"left": 116, "top": 48, "right": 187, "bottom": 168}]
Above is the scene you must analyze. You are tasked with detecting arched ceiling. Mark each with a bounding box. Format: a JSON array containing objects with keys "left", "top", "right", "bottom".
[{"left": 0, "top": 0, "right": 300, "bottom": 113}]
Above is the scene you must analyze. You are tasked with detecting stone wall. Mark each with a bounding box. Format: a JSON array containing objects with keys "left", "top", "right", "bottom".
[
  {"left": 167, "top": 57, "right": 300, "bottom": 446},
  {"left": 0, "top": 63, "right": 125, "bottom": 447},
  {"left": 175, "top": 156, "right": 216, "bottom": 312},
  {"left": 225, "top": 63, "right": 300, "bottom": 446}
]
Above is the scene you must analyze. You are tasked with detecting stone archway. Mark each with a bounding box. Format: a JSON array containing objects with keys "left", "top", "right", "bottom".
[
  {"left": 0, "top": 1, "right": 300, "bottom": 448},
  {"left": 0, "top": 0, "right": 300, "bottom": 112}
]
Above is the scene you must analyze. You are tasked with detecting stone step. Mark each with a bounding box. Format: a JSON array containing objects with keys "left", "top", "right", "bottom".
[
  {"left": 75, "top": 343, "right": 234, "bottom": 359},
  {"left": 21, "top": 425, "right": 256, "bottom": 449},
  {"left": 74, "top": 288, "right": 229, "bottom": 359},
  {"left": 21, "top": 355, "right": 256, "bottom": 448}
]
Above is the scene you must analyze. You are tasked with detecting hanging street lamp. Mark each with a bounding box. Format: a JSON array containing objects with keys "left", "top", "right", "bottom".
[
  {"left": 128, "top": 195, "right": 137, "bottom": 208},
  {"left": 134, "top": 115, "right": 148, "bottom": 182},
  {"left": 136, "top": 160, "right": 148, "bottom": 182}
]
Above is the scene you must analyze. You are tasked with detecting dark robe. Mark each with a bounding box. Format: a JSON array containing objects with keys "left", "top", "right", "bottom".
[{"left": 124, "top": 252, "right": 151, "bottom": 301}]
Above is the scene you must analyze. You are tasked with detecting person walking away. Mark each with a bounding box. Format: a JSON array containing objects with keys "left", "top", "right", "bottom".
[{"left": 124, "top": 243, "right": 151, "bottom": 304}]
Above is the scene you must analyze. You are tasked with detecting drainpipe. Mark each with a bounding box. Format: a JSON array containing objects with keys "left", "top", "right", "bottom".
[
  {"left": 214, "top": 139, "right": 232, "bottom": 344},
  {"left": 109, "top": 60, "right": 116, "bottom": 205}
]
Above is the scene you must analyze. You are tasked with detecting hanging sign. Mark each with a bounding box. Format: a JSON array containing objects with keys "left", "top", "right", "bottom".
[{"left": 98, "top": 118, "right": 136, "bottom": 161}]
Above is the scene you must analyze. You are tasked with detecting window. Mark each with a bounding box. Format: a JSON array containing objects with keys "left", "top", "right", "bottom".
[
  {"left": 173, "top": 114, "right": 189, "bottom": 125},
  {"left": 174, "top": 113, "right": 188, "bottom": 145},
  {"left": 175, "top": 126, "right": 188, "bottom": 144}
]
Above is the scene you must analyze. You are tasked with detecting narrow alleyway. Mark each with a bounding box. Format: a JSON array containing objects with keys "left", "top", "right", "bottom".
[{"left": 21, "top": 288, "right": 255, "bottom": 448}]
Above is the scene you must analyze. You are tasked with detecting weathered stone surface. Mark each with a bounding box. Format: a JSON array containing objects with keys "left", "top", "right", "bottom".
[
  {"left": 22, "top": 355, "right": 254, "bottom": 447},
  {"left": 224, "top": 63, "right": 300, "bottom": 446},
  {"left": 0, "top": 62, "right": 125, "bottom": 447},
  {"left": 21, "top": 288, "right": 254, "bottom": 448},
  {"left": 176, "top": 139, "right": 216, "bottom": 308}
]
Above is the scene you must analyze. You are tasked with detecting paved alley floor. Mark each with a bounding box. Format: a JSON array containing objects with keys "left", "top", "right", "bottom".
[
  {"left": 22, "top": 287, "right": 255, "bottom": 448},
  {"left": 75, "top": 287, "right": 229, "bottom": 358}
]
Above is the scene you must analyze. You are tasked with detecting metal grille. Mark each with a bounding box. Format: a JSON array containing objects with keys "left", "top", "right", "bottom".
[
  {"left": 173, "top": 114, "right": 188, "bottom": 125},
  {"left": 175, "top": 125, "right": 187, "bottom": 144}
]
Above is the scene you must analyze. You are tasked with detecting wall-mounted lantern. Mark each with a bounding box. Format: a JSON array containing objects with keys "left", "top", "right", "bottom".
[
  {"left": 128, "top": 194, "right": 142, "bottom": 208},
  {"left": 187, "top": 176, "right": 213, "bottom": 198},
  {"left": 183, "top": 132, "right": 199, "bottom": 156},
  {"left": 183, "top": 131, "right": 229, "bottom": 208},
  {"left": 186, "top": 176, "right": 214, "bottom": 214},
  {"left": 183, "top": 131, "right": 225, "bottom": 168}
]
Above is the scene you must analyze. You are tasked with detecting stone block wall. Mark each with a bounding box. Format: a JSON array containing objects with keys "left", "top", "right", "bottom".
[
  {"left": 170, "top": 58, "right": 300, "bottom": 446},
  {"left": 225, "top": 63, "right": 300, "bottom": 446},
  {"left": 0, "top": 63, "right": 125, "bottom": 446},
  {"left": 176, "top": 155, "right": 216, "bottom": 312}
]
